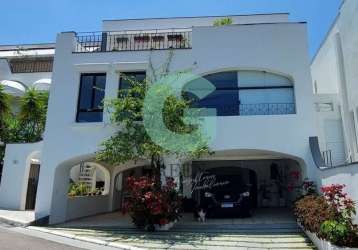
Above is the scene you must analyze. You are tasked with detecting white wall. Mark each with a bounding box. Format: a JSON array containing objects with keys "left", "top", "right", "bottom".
[
  {"left": 35, "top": 21, "right": 316, "bottom": 224},
  {"left": 0, "top": 142, "right": 42, "bottom": 210},
  {"left": 66, "top": 195, "right": 110, "bottom": 221},
  {"left": 102, "top": 14, "right": 289, "bottom": 31},
  {"left": 311, "top": 0, "right": 358, "bottom": 163}
]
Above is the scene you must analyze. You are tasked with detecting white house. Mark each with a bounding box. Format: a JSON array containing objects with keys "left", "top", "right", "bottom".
[
  {"left": 0, "top": 13, "right": 341, "bottom": 225},
  {"left": 311, "top": 0, "right": 358, "bottom": 167},
  {"left": 0, "top": 44, "right": 54, "bottom": 211}
]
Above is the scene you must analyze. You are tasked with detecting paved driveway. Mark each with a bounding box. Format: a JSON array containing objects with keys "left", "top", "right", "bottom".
[{"left": 0, "top": 226, "right": 84, "bottom": 250}]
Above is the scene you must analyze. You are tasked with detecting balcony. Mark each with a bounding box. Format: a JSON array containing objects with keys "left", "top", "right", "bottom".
[
  {"left": 74, "top": 29, "right": 192, "bottom": 53},
  {"left": 194, "top": 103, "right": 296, "bottom": 116}
]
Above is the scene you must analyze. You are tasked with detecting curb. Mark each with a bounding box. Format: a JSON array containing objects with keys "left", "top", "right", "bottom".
[
  {"left": 0, "top": 216, "right": 31, "bottom": 227},
  {"left": 27, "top": 226, "right": 146, "bottom": 250}
]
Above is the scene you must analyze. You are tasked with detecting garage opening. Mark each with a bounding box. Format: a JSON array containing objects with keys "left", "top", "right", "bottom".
[{"left": 183, "top": 159, "right": 302, "bottom": 219}]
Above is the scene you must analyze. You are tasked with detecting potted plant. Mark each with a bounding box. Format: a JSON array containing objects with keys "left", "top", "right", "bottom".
[
  {"left": 123, "top": 176, "right": 181, "bottom": 231},
  {"left": 295, "top": 184, "right": 358, "bottom": 249}
]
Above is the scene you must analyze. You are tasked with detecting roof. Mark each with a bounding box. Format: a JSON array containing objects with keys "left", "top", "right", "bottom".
[
  {"left": 103, "top": 13, "right": 290, "bottom": 22},
  {"left": 0, "top": 43, "right": 55, "bottom": 52}
]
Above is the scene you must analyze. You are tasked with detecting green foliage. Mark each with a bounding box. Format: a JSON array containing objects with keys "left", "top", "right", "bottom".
[
  {"left": 1, "top": 88, "right": 48, "bottom": 144},
  {"left": 213, "top": 17, "right": 233, "bottom": 26},
  {"left": 68, "top": 182, "right": 103, "bottom": 197},
  {"left": 294, "top": 195, "right": 336, "bottom": 235},
  {"left": 97, "top": 55, "right": 210, "bottom": 180},
  {"left": 320, "top": 220, "right": 349, "bottom": 245},
  {"left": 68, "top": 182, "right": 89, "bottom": 197},
  {"left": 0, "top": 85, "right": 11, "bottom": 142},
  {"left": 295, "top": 186, "right": 358, "bottom": 247},
  {"left": 17, "top": 88, "right": 48, "bottom": 142}
]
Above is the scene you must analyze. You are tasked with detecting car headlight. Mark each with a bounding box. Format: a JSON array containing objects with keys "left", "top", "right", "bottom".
[
  {"left": 241, "top": 192, "right": 250, "bottom": 197},
  {"left": 204, "top": 192, "right": 213, "bottom": 198}
]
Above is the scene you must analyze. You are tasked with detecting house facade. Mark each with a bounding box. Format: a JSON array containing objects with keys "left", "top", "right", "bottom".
[
  {"left": 0, "top": 44, "right": 54, "bottom": 211},
  {"left": 311, "top": 0, "right": 358, "bottom": 167},
  {"left": 0, "top": 13, "right": 327, "bottom": 225}
]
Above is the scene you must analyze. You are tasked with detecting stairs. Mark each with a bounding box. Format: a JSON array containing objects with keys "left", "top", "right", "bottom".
[
  {"left": 78, "top": 163, "right": 95, "bottom": 191},
  {"left": 46, "top": 223, "right": 316, "bottom": 250}
]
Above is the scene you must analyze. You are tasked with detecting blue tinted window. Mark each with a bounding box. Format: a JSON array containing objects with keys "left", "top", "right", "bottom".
[{"left": 77, "top": 73, "right": 106, "bottom": 122}]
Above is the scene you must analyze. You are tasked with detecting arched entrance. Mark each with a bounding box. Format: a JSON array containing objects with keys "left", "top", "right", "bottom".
[{"left": 183, "top": 149, "right": 305, "bottom": 218}]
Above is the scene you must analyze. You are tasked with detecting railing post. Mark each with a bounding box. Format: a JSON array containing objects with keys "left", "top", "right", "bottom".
[{"left": 101, "top": 32, "right": 108, "bottom": 52}]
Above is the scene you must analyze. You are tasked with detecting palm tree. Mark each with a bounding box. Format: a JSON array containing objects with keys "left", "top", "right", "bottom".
[
  {"left": 0, "top": 85, "right": 11, "bottom": 142},
  {"left": 0, "top": 85, "right": 11, "bottom": 166},
  {"left": 18, "top": 88, "right": 48, "bottom": 142}
]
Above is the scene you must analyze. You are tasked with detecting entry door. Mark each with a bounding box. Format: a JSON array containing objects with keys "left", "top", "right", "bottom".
[{"left": 25, "top": 164, "right": 40, "bottom": 210}]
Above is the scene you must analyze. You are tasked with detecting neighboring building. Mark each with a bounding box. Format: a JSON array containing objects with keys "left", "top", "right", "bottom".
[
  {"left": 0, "top": 43, "right": 54, "bottom": 94},
  {"left": 0, "top": 13, "right": 321, "bottom": 225},
  {"left": 0, "top": 44, "right": 54, "bottom": 210},
  {"left": 311, "top": 0, "right": 358, "bottom": 166}
]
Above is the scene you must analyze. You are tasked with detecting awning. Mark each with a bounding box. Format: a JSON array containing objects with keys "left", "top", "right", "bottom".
[
  {"left": 33, "top": 78, "right": 51, "bottom": 91},
  {"left": 0, "top": 80, "right": 26, "bottom": 96}
]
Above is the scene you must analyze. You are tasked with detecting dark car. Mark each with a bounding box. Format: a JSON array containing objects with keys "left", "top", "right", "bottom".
[{"left": 199, "top": 175, "right": 253, "bottom": 218}]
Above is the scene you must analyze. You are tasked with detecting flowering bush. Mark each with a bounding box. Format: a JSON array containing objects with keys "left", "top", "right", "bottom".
[
  {"left": 123, "top": 176, "right": 181, "bottom": 231},
  {"left": 295, "top": 184, "right": 358, "bottom": 247},
  {"left": 302, "top": 179, "right": 316, "bottom": 196}
]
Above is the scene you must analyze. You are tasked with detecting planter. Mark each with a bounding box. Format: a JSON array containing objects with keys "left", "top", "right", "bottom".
[
  {"left": 155, "top": 222, "right": 175, "bottom": 231},
  {"left": 298, "top": 224, "right": 358, "bottom": 250}
]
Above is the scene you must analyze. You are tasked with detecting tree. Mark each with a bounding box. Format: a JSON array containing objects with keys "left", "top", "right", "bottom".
[
  {"left": 17, "top": 88, "right": 48, "bottom": 142},
  {"left": 213, "top": 17, "right": 233, "bottom": 26},
  {"left": 0, "top": 85, "right": 11, "bottom": 142},
  {"left": 97, "top": 55, "right": 210, "bottom": 186},
  {"left": 0, "top": 85, "right": 11, "bottom": 163}
]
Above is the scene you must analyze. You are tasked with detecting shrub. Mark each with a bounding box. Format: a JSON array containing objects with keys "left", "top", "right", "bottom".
[
  {"left": 123, "top": 176, "right": 181, "bottom": 231},
  {"left": 295, "top": 184, "right": 358, "bottom": 247},
  {"left": 294, "top": 195, "right": 336, "bottom": 235},
  {"left": 213, "top": 17, "right": 233, "bottom": 26}
]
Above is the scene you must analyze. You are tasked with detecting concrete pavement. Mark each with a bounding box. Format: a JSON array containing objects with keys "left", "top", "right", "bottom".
[{"left": 0, "top": 223, "right": 126, "bottom": 250}]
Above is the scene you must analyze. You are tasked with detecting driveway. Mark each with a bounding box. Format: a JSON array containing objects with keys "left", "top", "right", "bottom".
[{"left": 0, "top": 225, "right": 84, "bottom": 250}]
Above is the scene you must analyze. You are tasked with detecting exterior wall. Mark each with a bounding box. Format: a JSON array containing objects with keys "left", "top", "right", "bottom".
[
  {"left": 311, "top": 0, "right": 358, "bottom": 163},
  {"left": 314, "top": 94, "right": 346, "bottom": 165},
  {"left": 102, "top": 14, "right": 289, "bottom": 31},
  {"left": 0, "top": 142, "right": 42, "bottom": 210},
  {"left": 66, "top": 195, "right": 110, "bottom": 221},
  {"left": 35, "top": 21, "right": 317, "bottom": 224}
]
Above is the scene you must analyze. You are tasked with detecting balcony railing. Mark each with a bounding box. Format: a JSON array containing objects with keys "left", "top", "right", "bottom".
[
  {"left": 194, "top": 103, "right": 296, "bottom": 116},
  {"left": 239, "top": 103, "right": 296, "bottom": 116},
  {"left": 74, "top": 29, "right": 192, "bottom": 53}
]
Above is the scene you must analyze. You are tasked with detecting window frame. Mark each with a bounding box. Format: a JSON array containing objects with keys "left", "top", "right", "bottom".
[{"left": 76, "top": 72, "right": 106, "bottom": 123}]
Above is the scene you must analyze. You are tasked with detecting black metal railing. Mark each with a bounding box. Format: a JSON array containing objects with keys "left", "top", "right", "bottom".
[
  {"left": 239, "top": 103, "right": 296, "bottom": 116},
  {"left": 74, "top": 30, "right": 192, "bottom": 53},
  {"left": 193, "top": 103, "right": 296, "bottom": 116},
  {"left": 9, "top": 58, "right": 53, "bottom": 73}
]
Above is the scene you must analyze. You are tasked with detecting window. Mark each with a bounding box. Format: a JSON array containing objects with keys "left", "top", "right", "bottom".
[
  {"left": 119, "top": 71, "right": 146, "bottom": 91},
  {"left": 193, "top": 71, "right": 239, "bottom": 116},
  {"left": 188, "top": 70, "right": 295, "bottom": 116},
  {"left": 76, "top": 73, "right": 106, "bottom": 123}
]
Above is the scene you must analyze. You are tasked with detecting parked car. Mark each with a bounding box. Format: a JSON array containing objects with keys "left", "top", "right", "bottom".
[{"left": 199, "top": 175, "right": 253, "bottom": 218}]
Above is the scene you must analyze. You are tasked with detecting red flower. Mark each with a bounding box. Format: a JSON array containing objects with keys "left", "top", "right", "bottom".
[{"left": 159, "top": 218, "right": 169, "bottom": 225}]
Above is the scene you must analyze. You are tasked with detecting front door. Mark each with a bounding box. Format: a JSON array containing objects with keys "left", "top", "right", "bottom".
[{"left": 25, "top": 164, "right": 40, "bottom": 210}]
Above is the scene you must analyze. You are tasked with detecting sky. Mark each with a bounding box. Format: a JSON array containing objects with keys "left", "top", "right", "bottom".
[{"left": 0, "top": 0, "right": 342, "bottom": 58}]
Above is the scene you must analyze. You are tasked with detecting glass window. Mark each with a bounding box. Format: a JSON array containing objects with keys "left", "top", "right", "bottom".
[
  {"left": 193, "top": 71, "right": 239, "bottom": 116},
  {"left": 187, "top": 70, "right": 295, "bottom": 116},
  {"left": 76, "top": 73, "right": 106, "bottom": 123},
  {"left": 119, "top": 72, "right": 146, "bottom": 90}
]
